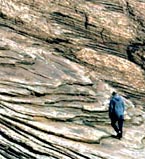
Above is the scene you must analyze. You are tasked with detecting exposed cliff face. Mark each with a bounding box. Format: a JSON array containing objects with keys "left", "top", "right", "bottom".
[{"left": 0, "top": 0, "right": 145, "bottom": 159}]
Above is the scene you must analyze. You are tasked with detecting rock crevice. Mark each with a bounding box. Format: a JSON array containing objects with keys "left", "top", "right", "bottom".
[{"left": 0, "top": 0, "right": 145, "bottom": 158}]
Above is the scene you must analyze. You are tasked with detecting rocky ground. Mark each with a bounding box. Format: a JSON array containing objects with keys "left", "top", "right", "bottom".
[{"left": 0, "top": 0, "right": 145, "bottom": 159}]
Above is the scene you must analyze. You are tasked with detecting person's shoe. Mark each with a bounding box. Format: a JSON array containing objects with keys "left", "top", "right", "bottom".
[{"left": 116, "top": 132, "right": 122, "bottom": 139}]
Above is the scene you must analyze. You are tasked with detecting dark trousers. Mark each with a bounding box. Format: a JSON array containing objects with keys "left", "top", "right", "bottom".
[{"left": 111, "top": 115, "right": 124, "bottom": 134}]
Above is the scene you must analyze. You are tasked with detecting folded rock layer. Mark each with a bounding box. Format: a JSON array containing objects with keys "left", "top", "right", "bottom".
[{"left": 0, "top": 0, "right": 145, "bottom": 158}]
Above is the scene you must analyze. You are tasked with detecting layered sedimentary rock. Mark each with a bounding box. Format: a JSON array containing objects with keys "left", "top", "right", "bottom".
[{"left": 0, "top": 0, "right": 145, "bottom": 159}]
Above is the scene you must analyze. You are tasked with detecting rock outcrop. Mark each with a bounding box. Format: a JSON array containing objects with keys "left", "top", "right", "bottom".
[{"left": 0, "top": 0, "right": 145, "bottom": 158}]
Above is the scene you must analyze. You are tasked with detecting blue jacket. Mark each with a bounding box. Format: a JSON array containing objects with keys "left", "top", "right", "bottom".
[{"left": 109, "top": 94, "right": 125, "bottom": 119}]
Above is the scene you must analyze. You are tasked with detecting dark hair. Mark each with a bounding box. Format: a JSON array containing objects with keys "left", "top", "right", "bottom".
[{"left": 112, "top": 91, "right": 117, "bottom": 96}]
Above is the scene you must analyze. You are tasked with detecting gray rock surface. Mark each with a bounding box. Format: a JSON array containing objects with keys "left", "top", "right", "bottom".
[{"left": 0, "top": 0, "right": 145, "bottom": 158}]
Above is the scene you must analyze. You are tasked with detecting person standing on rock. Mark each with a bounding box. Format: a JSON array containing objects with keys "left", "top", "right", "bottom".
[{"left": 109, "top": 91, "right": 125, "bottom": 139}]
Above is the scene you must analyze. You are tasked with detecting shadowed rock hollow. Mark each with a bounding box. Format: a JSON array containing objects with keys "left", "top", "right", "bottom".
[{"left": 0, "top": 0, "right": 145, "bottom": 158}]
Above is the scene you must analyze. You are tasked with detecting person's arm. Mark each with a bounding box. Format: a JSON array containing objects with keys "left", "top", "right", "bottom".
[
  {"left": 109, "top": 100, "right": 113, "bottom": 118},
  {"left": 120, "top": 96, "right": 125, "bottom": 112},
  {"left": 122, "top": 100, "right": 125, "bottom": 112}
]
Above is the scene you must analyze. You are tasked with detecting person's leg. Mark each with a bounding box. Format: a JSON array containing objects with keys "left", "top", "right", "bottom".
[
  {"left": 118, "top": 115, "right": 124, "bottom": 138},
  {"left": 111, "top": 118, "right": 119, "bottom": 134}
]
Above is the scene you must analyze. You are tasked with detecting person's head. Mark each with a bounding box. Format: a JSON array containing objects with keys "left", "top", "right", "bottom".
[{"left": 112, "top": 91, "right": 117, "bottom": 96}]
